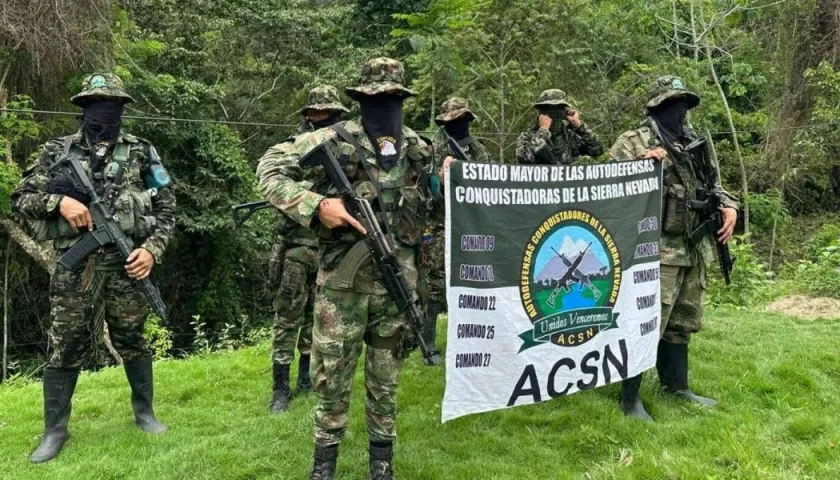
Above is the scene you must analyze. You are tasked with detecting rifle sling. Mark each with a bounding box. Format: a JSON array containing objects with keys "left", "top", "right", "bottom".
[{"left": 329, "top": 123, "right": 392, "bottom": 236}]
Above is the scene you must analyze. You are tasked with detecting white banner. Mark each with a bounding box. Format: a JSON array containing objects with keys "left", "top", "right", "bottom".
[{"left": 442, "top": 160, "right": 663, "bottom": 422}]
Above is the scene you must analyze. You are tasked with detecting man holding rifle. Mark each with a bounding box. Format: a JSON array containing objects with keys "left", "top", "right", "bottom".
[
  {"left": 257, "top": 58, "right": 440, "bottom": 480},
  {"left": 11, "top": 73, "right": 175, "bottom": 462},
  {"left": 421, "top": 97, "right": 492, "bottom": 348},
  {"left": 609, "top": 75, "right": 738, "bottom": 421},
  {"left": 261, "top": 85, "right": 349, "bottom": 414}
]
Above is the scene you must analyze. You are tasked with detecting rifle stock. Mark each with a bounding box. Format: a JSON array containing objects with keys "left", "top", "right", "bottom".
[{"left": 231, "top": 201, "right": 271, "bottom": 227}]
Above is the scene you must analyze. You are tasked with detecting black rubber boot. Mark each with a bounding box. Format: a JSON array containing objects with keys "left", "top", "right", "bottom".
[
  {"left": 310, "top": 444, "right": 338, "bottom": 480},
  {"left": 620, "top": 374, "right": 653, "bottom": 421},
  {"left": 270, "top": 363, "right": 291, "bottom": 413},
  {"left": 124, "top": 357, "right": 168, "bottom": 433},
  {"left": 369, "top": 441, "right": 395, "bottom": 480},
  {"left": 658, "top": 341, "right": 716, "bottom": 406},
  {"left": 31, "top": 368, "right": 79, "bottom": 463},
  {"left": 297, "top": 355, "right": 312, "bottom": 392},
  {"left": 423, "top": 301, "right": 440, "bottom": 348}
]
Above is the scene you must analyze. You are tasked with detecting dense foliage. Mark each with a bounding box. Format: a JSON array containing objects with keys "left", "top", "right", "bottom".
[{"left": 1, "top": 0, "right": 840, "bottom": 372}]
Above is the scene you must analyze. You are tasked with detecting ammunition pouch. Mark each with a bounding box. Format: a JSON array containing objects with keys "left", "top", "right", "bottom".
[
  {"left": 393, "top": 184, "right": 425, "bottom": 246},
  {"left": 114, "top": 188, "right": 156, "bottom": 237},
  {"left": 662, "top": 184, "right": 687, "bottom": 235},
  {"left": 268, "top": 241, "right": 286, "bottom": 289},
  {"left": 364, "top": 331, "right": 401, "bottom": 351}
]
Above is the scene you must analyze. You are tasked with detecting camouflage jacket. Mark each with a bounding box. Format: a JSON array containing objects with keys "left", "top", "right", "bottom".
[
  {"left": 609, "top": 120, "right": 739, "bottom": 267},
  {"left": 515, "top": 122, "right": 603, "bottom": 165},
  {"left": 11, "top": 131, "right": 176, "bottom": 264},
  {"left": 271, "top": 121, "right": 320, "bottom": 248},
  {"left": 257, "top": 117, "right": 438, "bottom": 294}
]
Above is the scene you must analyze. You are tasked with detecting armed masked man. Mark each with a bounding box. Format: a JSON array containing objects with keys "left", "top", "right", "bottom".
[
  {"left": 11, "top": 73, "right": 175, "bottom": 462},
  {"left": 516, "top": 89, "right": 603, "bottom": 164},
  {"left": 420, "top": 97, "right": 492, "bottom": 347},
  {"left": 258, "top": 58, "right": 438, "bottom": 480},
  {"left": 609, "top": 76, "right": 737, "bottom": 421},
  {"left": 265, "top": 85, "right": 350, "bottom": 414}
]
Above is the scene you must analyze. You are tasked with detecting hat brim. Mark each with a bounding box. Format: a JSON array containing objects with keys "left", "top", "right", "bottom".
[
  {"left": 647, "top": 90, "right": 700, "bottom": 110},
  {"left": 434, "top": 108, "right": 476, "bottom": 125},
  {"left": 345, "top": 82, "right": 417, "bottom": 100},
  {"left": 534, "top": 99, "right": 570, "bottom": 109},
  {"left": 298, "top": 103, "right": 351, "bottom": 116},
  {"left": 71, "top": 88, "right": 135, "bottom": 106}
]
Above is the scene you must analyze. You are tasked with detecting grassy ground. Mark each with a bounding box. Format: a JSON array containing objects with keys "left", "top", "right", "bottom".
[{"left": 2, "top": 309, "right": 840, "bottom": 479}]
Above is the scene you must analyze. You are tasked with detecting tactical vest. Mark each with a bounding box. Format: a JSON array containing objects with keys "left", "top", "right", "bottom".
[
  {"left": 31, "top": 135, "right": 159, "bottom": 247},
  {"left": 317, "top": 125, "right": 432, "bottom": 268}
]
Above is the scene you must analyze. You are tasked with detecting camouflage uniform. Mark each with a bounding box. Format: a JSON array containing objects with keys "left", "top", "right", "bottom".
[
  {"left": 270, "top": 86, "right": 349, "bottom": 369},
  {"left": 422, "top": 98, "right": 492, "bottom": 317},
  {"left": 12, "top": 73, "right": 174, "bottom": 463},
  {"left": 516, "top": 89, "right": 603, "bottom": 165},
  {"left": 610, "top": 76, "right": 739, "bottom": 420},
  {"left": 258, "top": 58, "right": 435, "bottom": 479}
]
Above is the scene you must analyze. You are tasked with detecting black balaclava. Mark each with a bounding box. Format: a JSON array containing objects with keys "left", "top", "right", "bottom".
[
  {"left": 309, "top": 113, "right": 343, "bottom": 130},
  {"left": 358, "top": 94, "right": 404, "bottom": 171},
  {"left": 538, "top": 106, "right": 568, "bottom": 136},
  {"left": 649, "top": 98, "right": 691, "bottom": 145},
  {"left": 444, "top": 117, "right": 471, "bottom": 141},
  {"left": 82, "top": 99, "right": 124, "bottom": 145}
]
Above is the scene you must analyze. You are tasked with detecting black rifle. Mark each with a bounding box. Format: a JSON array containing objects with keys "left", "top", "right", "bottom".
[
  {"left": 685, "top": 137, "right": 736, "bottom": 285},
  {"left": 56, "top": 154, "right": 169, "bottom": 321},
  {"left": 231, "top": 201, "right": 271, "bottom": 227},
  {"left": 299, "top": 142, "right": 442, "bottom": 366},
  {"left": 442, "top": 131, "right": 470, "bottom": 161}
]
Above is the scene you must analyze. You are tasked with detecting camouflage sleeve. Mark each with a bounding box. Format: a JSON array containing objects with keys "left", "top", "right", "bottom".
[
  {"left": 568, "top": 123, "right": 604, "bottom": 158},
  {"left": 431, "top": 131, "right": 449, "bottom": 169},
  {"left": 515, "top": 128, "right": 552, "bottom": 164},
  {"left": 10, "top": 139, "right": 65, "bottom": 220},
  {"left": 608, "top": 131, "right": 645, "bottom": 162},
  {"left": 468, "top": 139, "right": 493, "bottom": 163},
  {"left": 256, "top": 139, "right": 325, "bottom": 228}
]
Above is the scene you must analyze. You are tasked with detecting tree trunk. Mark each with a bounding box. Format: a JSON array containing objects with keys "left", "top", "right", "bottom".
[
  {"left": 0, "top": 218, "right": 56, "bottom": 274},
  {"left": 672, "top": 0, "right": 680, "bottom": 58},
  {"left": 705, "top": 43, "right": 750, "bottom": 237},
  {"left": 690, "top": 0, "right": 699, "bottom": 62}
]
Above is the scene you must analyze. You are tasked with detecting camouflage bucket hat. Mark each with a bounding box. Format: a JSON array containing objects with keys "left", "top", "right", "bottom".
[
  {"left": 71, "top": 73, "right": 135, "bottom": 106},
  {"left": 533, "top": 89, "right": 570, "bottom": 109},
  {"left": 435, "top": 97, "right": 477, "bottom": 125},
  {"left": 646, "top": 76, "right": 700, "bottom": 110},
  {"left": 345, "top": 57, "right": 418, "bottom": 100},
  {"left": 298, "top": 85, "right": 350, "bottom": 115}
]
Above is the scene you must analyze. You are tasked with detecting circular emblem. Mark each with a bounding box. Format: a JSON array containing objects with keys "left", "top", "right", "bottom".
[
  {"left": 90, "top": 75, "right": 107, "bottom": 89},
  {"left": 518, "top": 210, "right": 621, "bottom": 350}
]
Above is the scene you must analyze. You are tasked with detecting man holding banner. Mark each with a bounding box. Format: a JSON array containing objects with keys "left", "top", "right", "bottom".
[{"left": 609, "top": 76, "right": 738, "bottom": 421}]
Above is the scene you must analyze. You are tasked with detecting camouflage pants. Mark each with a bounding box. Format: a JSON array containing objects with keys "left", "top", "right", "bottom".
[
  {"left": 660, "top": 264, "right": 706, "bottom": 345},
  {"left": 420, "top": 225, "right": 447, "bottom": 307},
  {"left": 312, "top": 286, "right": 406, "bottom": 446},
  {"left": 271, "top": 244, "right": 318, "bottom": 365},
  {"left": 48, "top": 254, "right": 151, "bottom": 369}
]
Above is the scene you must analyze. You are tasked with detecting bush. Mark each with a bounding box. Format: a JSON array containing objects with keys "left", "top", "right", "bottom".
[
  {"left": 789, "top": 242, "right": 840, "bottom": 298},
  {"left": 143, "top": 314, "right": 174, "bottom": 360},
  {"left": 706, "top": 237, "right": 776, "bottom": 309}
]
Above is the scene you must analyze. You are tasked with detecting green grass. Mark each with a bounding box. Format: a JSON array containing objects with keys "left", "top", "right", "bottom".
[{"left": 2, "top": 310, "right": 840, "bottom": 479}]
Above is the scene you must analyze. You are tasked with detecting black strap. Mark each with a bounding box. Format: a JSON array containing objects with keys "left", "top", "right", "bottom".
[{"left": 329, "top": 123, "right": 392, "bottom": 235}]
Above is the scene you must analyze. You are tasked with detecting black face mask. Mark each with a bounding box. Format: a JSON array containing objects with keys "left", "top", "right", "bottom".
[
  {"left": 309, "top": 113, "right": 343, "bottom": 130},
  {"left": 649, "top": 100, "right": 691, "bottom": 144},
  {"left": 82, "top": 99, "right": 124, "bottom": 145},
  {"left": 444, "top": 117, "right": 472, "bottom": 141},
  {"left": 539, "top": 107, "right": 568, "bottom": 135},
  {"left": 358, "top": 95, "right": 405, "bottom": 171}
]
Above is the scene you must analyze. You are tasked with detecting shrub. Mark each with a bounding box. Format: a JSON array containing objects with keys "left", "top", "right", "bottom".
[{"left": 706, "top": 236, "right": 776, "bottom": 309}]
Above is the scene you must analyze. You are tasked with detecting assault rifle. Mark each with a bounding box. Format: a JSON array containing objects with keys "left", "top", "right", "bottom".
[
  {"left": 685, "top": 137, "right": 735, "bottom": 285},
  {"left": 55, "top": 154, "right": 169, "bottom": 321},
  {"left": 231, "top": 201, "right": 270, "bottom": 227},
  {"left": 299, "top": 141, "right": 442, "bottom": 366},
  {"left": 442, "top": 131, "right": 470, "bottom": 161}
]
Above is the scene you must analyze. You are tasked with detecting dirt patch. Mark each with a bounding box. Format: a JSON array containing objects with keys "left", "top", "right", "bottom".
[{"left": 767, "top": 295, "right": 840, "bottom": 320}]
